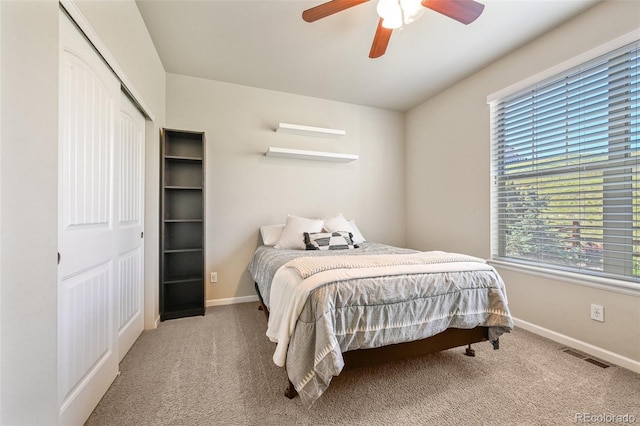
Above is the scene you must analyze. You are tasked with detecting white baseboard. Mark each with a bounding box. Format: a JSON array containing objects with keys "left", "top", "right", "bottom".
[
  {"left": 513, "top": 317, "right": 640, "bottom": 374},
  {"left": 206, "top": 295, "right": 259, "bottom": 307}
]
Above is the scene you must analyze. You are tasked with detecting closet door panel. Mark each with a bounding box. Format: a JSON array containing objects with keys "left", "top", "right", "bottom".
[
  {"left": 116, "top": 93, "right": 145, "bottom": 361},
  {"left": 58, "top": 11, "right": 119, "bottom": 426}
]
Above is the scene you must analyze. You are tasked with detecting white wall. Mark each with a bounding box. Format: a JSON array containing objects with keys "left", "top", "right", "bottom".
[
  {"left": 0, "top": 0, "right": 165, "bottom": 423},
  {"left": 406, "top": 0, "right": 640, "bottom": 366},
  {"left": 0, "top": 1, "right": 59, "bottom": 423},
  {"left": 0, "top": 1, "right": 3, "bottom": 420},
  {"left": 166, "top": 73, "right": 406, "bottom": 302}
]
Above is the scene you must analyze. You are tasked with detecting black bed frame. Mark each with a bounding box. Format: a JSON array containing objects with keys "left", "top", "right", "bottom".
[{"left": 255, "top": 282, "right": 495, "bottom": 399}]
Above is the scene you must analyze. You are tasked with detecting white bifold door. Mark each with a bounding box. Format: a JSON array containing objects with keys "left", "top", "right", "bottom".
[{"left": 58, "top": 10, "right": 145, "bottom": 425}]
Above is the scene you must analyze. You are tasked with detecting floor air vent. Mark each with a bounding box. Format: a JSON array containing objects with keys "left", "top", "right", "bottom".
[
  {"left": 583, "top": 358, "right": 610, "bottom": 369},
  {"left": 561, "top": 348, "right": 610, "bottom": 368}
]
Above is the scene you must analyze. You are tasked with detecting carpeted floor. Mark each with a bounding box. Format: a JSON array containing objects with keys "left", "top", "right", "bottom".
[{"left": 86, "top": 303, "right": 640, "bottom": 425}]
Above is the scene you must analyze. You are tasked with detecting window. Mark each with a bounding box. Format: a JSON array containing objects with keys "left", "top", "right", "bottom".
[{"left": 489, "top": 40, "right": 639, "bottom": 284}]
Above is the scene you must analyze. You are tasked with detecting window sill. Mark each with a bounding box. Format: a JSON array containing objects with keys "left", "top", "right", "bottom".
[{"left": 487, "top": 259, "right": 640, "bottom": 297}]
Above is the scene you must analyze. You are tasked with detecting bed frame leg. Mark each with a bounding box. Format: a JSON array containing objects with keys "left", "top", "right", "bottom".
[
  {"left": 284, "top": 380, "right": 298, "bottom": 399},
  {"left": 464, "top": 344, "right": 476, "bottom": 357},
  {"left": 257, "top": 300, "right": 269, "bottom": 319}
]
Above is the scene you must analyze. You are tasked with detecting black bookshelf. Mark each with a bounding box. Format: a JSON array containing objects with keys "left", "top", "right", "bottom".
[{"left": 160, "top": 129, "right": 205, "bottom": 320}]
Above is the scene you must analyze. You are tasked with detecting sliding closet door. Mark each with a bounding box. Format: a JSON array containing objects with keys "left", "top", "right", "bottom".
[
  {"left": 117, "top": 93, "right": 145, "bottom": 361},
  {"left": 58, "top": 11, "right": 120, "bottom": 425}
]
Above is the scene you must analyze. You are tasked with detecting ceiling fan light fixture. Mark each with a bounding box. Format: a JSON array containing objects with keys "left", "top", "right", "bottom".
[
  {"left": 399, "top": 0, "right": 425, "bottom": 23},
  {"left": 377, "top": 0, "right": 403, "bottom": 29},
  {"left": 377, "top": 0, "right": 424, "bottom": 29},
  {"left": 381, "top": 15, "right": 402, "bottom": 29}
]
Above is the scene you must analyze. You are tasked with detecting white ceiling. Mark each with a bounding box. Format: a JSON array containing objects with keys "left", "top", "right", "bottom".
[{"left": 135, "top": 0, "right": 601, "bottom": 111}]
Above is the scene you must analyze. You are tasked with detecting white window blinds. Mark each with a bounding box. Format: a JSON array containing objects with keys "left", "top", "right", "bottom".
[{"left": 490, "top": 40, "right": 639, "bottom": 283}]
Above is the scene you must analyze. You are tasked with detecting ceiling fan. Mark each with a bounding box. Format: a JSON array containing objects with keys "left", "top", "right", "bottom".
[{"left": 302, "top": 0, "right": 485, "bottom": 58}]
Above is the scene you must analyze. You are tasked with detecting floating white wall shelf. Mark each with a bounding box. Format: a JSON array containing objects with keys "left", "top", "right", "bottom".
[
  {"left": 265, "top": 147, "right": 358, "bottom": 162},
  {"left": 275, "top": 122, "right": 346, "bottom": 138}
]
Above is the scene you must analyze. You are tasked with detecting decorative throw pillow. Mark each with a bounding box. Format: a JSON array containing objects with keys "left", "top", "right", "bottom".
[
  {"left": 259, "top": 224, "right": 285, "bottom": 246},
  {"left": 274, "top": 215, "right": 324, "bottom": 250},
  {"left": 348, "top": 220, "right": 366, "bottom": 245},
  {"left": 323, "top": 213, "right": 353, "bottom": 233},
  {"left": 304, "top": 231, "right": 359, "bottom": 251}
]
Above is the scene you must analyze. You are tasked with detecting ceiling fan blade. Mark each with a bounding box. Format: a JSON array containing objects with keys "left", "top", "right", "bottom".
[
  {"left": 302, "top": 0, "right": 369, "bottom": 23},
  {"left": 369, "top": 19, "right": 392, "bottom": 59},
  {"left": 421, "top": 0, "right": 485, "bottom": 25}
]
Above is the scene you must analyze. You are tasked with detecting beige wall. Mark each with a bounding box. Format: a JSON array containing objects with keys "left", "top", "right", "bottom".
[
  {"left": 166, "top": 73, "right": 406, "bottom": 301},
  {"left": 0, "top": 1, "right": 165, "bottom": 423},
  {"left": 406, "top": 0, "right": 640, "bottom": 365}
]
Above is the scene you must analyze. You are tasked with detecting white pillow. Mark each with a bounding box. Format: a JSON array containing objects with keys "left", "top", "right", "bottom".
[
  {"left": 323, "top": 213, "right": 353, "bottom": 233},
  {"left": 260, "top": 224, "right": 285, "bottom": 246},
  {"left": 274, "top": 215, "right": 324, "bottom": 250},
  {"left": 348, "top": 220, "right": 366, "bottom": 244}
]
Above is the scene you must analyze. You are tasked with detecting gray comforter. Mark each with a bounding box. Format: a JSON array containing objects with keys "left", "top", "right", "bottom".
[{"left": 248, "top": 243, "right": 513, "bottom": 406}]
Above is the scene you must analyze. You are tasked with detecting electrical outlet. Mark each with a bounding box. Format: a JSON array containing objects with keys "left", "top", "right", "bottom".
[
  {"left": 210, "top": 272, "right": 218, "bottom": 283},
  {"left": 590, "top": 304, "right": 604, "bottom": 322}
]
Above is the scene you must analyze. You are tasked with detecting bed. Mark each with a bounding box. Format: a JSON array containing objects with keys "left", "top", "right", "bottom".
[{"left": 248, "top": 216, "right": 513, "bottom": 406}]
